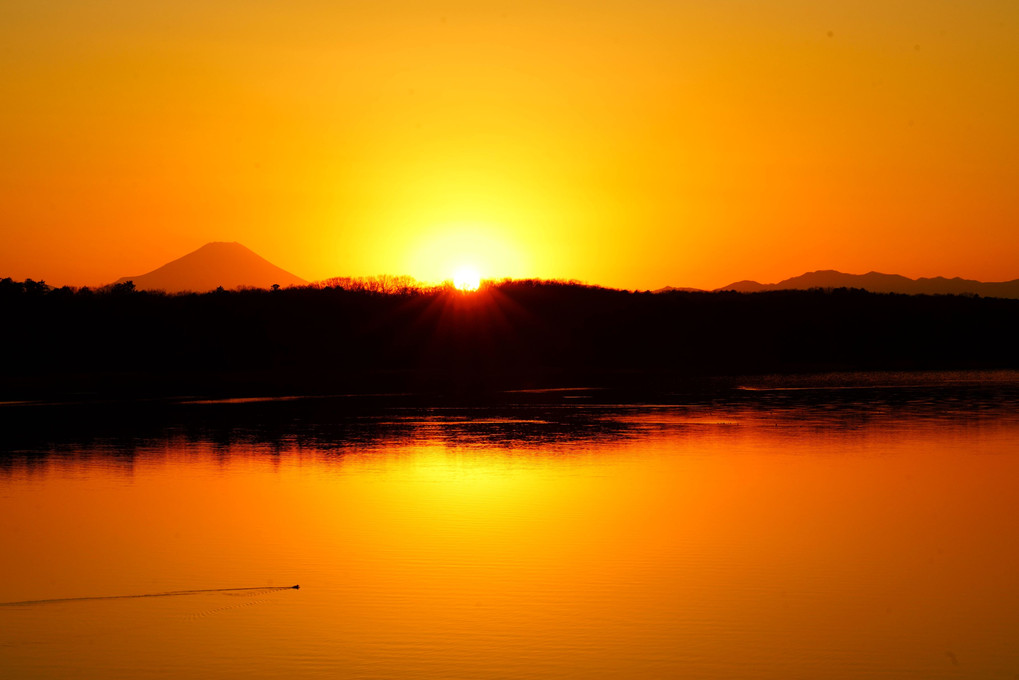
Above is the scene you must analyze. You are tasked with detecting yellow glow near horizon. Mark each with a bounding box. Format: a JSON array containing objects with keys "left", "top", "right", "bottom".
[
  {"left": 404, "top": 223, "right": 528, "bottom": 286},
  {"left": 1, "top": 2, "right": 1018, "bottom": 289},
  {"left": 453, "top": 267, "right": 481, "bottom": 292}
]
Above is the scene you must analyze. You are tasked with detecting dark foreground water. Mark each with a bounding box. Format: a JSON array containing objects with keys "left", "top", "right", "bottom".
[{"left": 3, "top": 372, "right": 1019, "bottom": 679}]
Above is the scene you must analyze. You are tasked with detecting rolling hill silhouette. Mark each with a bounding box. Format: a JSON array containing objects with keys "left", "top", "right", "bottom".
[
  {"left": 710, "top": 270, "right": 1019, "bottom": 299},
  {"left": 4, "top": 279, "right": 1019, "bottom": 400},
  {"left": 114, "top": 242, "right": 306, "bottom": 293}
]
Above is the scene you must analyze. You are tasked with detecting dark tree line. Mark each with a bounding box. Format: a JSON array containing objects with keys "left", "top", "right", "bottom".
[{"left": 1, "top": 277, "right": 1017, "bottom": 398}]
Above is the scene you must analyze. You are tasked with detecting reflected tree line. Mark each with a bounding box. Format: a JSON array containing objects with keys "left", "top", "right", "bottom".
[
  {"left": 0, "top": 395, "right": 663, "bottom": 472},
  {"left": 1, "top": 276, "right": 1018, "bottom": 398},
  {"left": 6, "top": 383, "right": 1019, "bottom": 473}
]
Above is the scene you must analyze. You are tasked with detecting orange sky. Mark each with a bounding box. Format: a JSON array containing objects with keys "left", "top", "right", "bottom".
[{"left": 2, "top": 1, "right": 1017, "bottom": 290}]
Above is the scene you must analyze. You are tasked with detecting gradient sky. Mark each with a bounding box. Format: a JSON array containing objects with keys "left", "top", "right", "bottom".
[{"left": 2, "top": 1, "right": 1017, "bottom": 290}]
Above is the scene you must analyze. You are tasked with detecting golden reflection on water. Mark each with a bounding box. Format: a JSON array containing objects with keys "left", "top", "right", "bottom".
[{"left": 2, "top": 400, "right": 1019, "bottom": 678}]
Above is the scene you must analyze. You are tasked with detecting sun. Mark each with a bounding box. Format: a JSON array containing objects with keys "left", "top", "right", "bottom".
[{"left": 453, "top": 267, "right": 482, "bottom": 292}]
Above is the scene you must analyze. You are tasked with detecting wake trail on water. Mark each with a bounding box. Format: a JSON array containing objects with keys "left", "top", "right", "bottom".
[{"left": 0, "top": 585, "right": 299, "bottom": 607}]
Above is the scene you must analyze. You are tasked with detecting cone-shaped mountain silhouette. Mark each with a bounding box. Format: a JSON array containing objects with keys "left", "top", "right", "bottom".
[
  {"left": 714, "top": 270, "right": 1019, "bottom": 298},
  {"left": 115, "top": 242, "right": 307, "bottom": 293}
]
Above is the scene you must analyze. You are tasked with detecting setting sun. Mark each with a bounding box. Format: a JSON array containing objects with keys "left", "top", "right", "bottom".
[
  {"left": 453, "top": 267, "right": 481, "bottom": 292},
  {"left": 2, "top": 1, "right": 1019, "bottom": 678}
]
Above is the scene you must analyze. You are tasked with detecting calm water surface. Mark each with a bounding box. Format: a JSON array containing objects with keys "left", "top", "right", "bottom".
[{"left": 3, "top": 374, "right": 1019, "bottom": 678}]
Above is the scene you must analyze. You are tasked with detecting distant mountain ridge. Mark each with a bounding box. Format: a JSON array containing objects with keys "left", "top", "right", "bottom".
[
  {"left": 666, "top": 270, "right": 1019, "bottom": 299},
  {"left": 115, "top": 242, "right": 306, "bottom": 293}
]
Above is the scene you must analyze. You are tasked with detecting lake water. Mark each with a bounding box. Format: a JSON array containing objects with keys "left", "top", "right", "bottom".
[{"left": 3, "top": 372, "right": 1019, "bottom": 679}]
